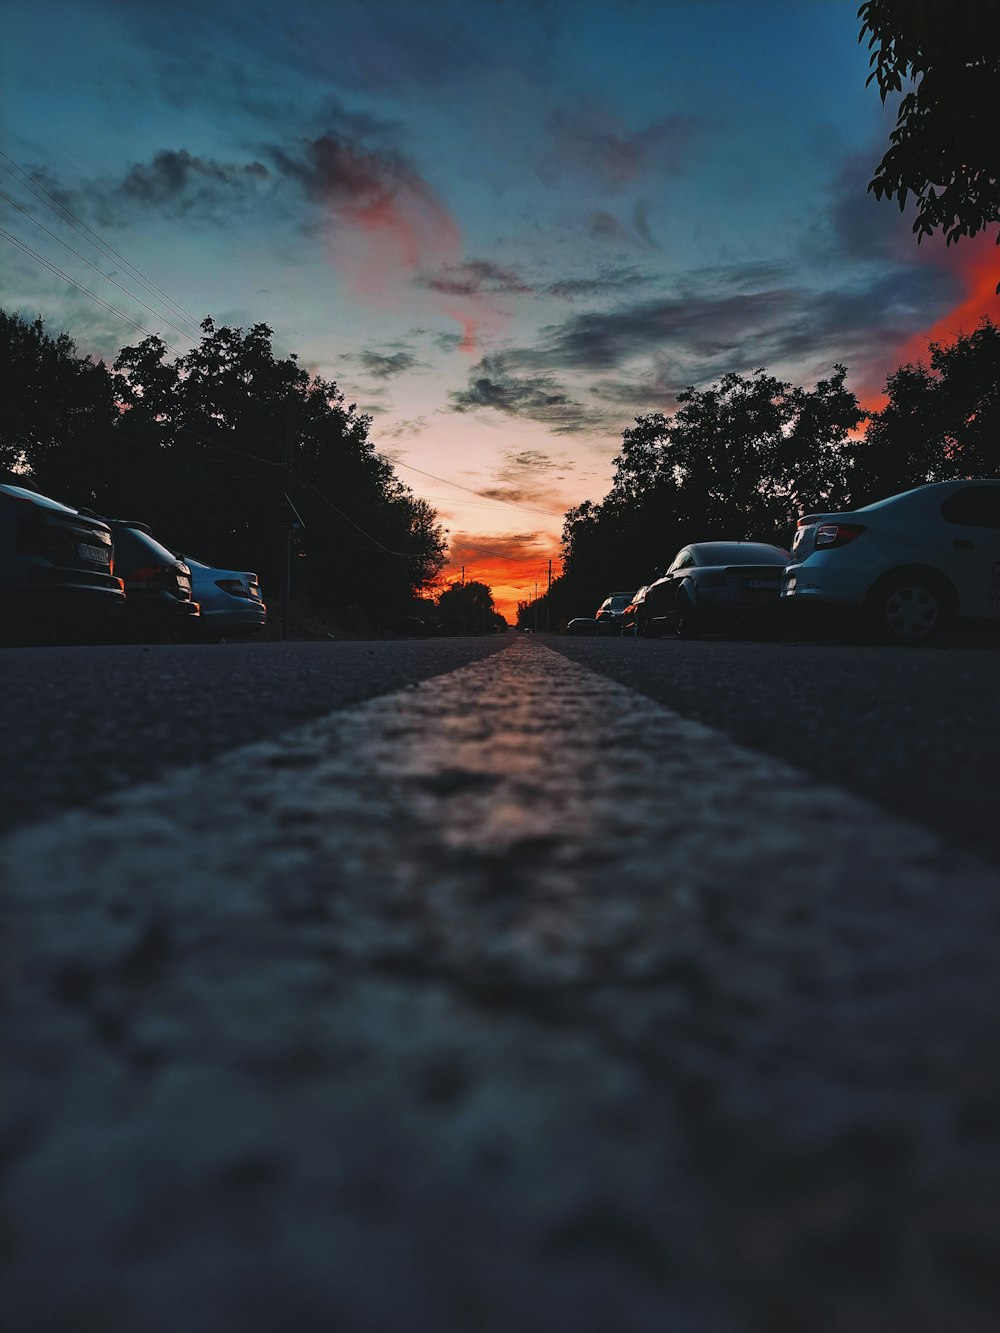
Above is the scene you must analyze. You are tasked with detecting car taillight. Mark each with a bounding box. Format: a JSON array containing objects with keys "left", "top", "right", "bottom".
[
  {"left": 215, "top": 578, "right": 248, "bottom": 596},
  {"left": 815, "top": 523, "right": 867, "bottom": 549},
  {"left": 129, "top": 563, "right": 174, "bottom": 583}
]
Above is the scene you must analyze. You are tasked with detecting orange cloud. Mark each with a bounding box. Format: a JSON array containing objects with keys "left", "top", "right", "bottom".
[{"left": 860, "top": 230, "right": 1000, "bottom": 412}]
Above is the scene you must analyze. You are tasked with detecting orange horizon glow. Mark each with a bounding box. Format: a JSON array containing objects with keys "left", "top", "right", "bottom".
[{"left": 435, "top": 539, "right": 564, "bottom": 622}]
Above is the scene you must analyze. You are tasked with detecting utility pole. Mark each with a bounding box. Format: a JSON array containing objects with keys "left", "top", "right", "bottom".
[
  {"left": 281, "top": 397, "right": 294, "bottom": 642},
  {"left": 534, "top": 580, "right": 538, "bottom": 632},
  {"left": 547, "top": 557, "right": 552, "bottom": 632}
]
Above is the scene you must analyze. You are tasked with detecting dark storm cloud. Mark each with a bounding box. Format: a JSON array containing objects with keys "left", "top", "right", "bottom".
[
  {"left": 358, "top": 349, "right": 418, "bottom": 379},
  {"left": 422, "top": 260, "right": 531, "bottom": 297},
  {"left": 116, "top": 150, "right": 270, "bottom": 211}
]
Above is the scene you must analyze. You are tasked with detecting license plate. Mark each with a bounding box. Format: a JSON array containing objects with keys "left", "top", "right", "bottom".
[
  {"left": 747, "top": 579, "right": 779, "bottom": 589},
  {"left": 177, "top": 576, "right": 191, "bottom": 590},
  {"left": 78, "top": 542, "right": 110, "bottom": 564}
]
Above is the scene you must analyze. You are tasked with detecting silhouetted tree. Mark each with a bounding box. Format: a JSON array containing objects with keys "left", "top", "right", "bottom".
[
  {"left": 436, "top": 580, "right": 497, "bottom": 634},
  {"left": 859, "top": 0, "right": 1000, "bottom": 285},
  {"left": 1, "top": 311, "right": 447, "bottom": 626},
  {"left": 0, "top": 312, "right": 116, "bottom": 500},
  {"left": 850, "top": 317, "right": 1000, "bottom": 501}
]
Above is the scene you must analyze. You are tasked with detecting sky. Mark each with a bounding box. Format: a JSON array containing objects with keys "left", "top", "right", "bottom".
[{"left": 2, "top": 0, "right": 997, "bottom": 618}]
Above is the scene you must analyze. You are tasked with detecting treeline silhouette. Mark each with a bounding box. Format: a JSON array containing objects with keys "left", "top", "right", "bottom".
[
  {"left": 1, "top": 312, "right": 449, "bottom": 633},
  {"left": 523, "top": 318, "right": 1000, "bottom": 626}
]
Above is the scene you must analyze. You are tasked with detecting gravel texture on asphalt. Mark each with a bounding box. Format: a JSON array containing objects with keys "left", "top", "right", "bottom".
[{"left": 3, "top": 637, "right": 999, "bottom": 1332}]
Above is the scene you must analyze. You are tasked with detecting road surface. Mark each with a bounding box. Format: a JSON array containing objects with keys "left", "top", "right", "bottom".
[{"left": 3, "top": 634, "right": 999, "bottom": 1332}]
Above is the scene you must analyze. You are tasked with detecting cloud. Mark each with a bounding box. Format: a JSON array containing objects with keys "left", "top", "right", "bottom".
[
  {"left": 448, "top": 354, "right": 605, "bottom": 433},
  {"left": 270, "top": 133, "right": 462, "bottom": 299},
  {"left": 378, "top": 416, "right": 428, "bottom": 440},
  {"left": 587, "top": 211, "right": 634, "bottom": 243},
  {"left": 545, "top": 267, "right": 646, "bottom": 300},
  {"left": 50, "top": 149, "right": 273, "bottom": 224},
  {"left": 422, "top": 259, "right": 531, "bottom": 297},
  {"left": 543, "top": 105, "right": 706, "bottom": 188},
  {"left": 358, "top": 349, "right": 418, "bottom": 379}
]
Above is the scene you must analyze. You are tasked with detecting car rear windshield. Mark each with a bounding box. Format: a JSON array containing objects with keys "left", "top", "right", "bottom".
[
  {"left": 693, "top": 543, "right": 788, "bottom": 565},
  {"left": 114, "top": 526, "right": 180, "bottom": 566}
]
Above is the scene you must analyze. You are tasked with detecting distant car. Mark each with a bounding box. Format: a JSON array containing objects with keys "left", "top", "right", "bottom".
[
  {"left": 105, "top": 519, "right": 200, "bottom": 638},
  {"left": 644, "top": 542, "right": 790, "bottom": 638},
  {"left": 175, "top": 554, "right": 266, "bottom": 639},
  {"left": 782, "top": 479, "right": 1000, "bottom": 644},
  {"left": 1, "top": 481, "right": 124, "bottom": 643},
  {"left": 620, "top": 586, "right": 650, "bottom": 637},
  {"left": 595, "top": 590, "right": 636, "bottom": 635},
  {"left": 566, "top": 617, "right": 599, "bottom": 635}
]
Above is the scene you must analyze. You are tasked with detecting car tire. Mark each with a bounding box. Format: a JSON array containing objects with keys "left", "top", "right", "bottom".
[
  {"left": 675, "top": 587, "right": 701, "bottom": 639},
  {"left": 865, "top": 570, "right": 954, "bottom": 645}
]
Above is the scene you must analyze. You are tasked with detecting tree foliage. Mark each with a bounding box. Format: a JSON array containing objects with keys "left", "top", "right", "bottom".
[
  {"left": 859, "top": 0, "right": 1000, "bottom": 275},
  {"left": 435, "top": 580, "right": 501, "bottom": 635},
  {"left": 1, "top": 311, "right": 447, "bottom": 629},
  {"left": 850, "top": 317, "right": 1000, "bottom": 501}
]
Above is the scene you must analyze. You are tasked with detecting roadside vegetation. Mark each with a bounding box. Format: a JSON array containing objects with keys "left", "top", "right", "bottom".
[{"left": 1, "top": 312, "right": 459, "bottom": 636}]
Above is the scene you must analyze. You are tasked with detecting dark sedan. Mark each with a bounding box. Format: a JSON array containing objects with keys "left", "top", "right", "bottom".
[
  {"left": 106, "top": 519, "right": 200, "bottom": 638},
  {"left": 643, "top": 541, "right": 790, "bottom": 638},
  {"left": 1, "top": 482, "right": 125, "bottom": 643}
]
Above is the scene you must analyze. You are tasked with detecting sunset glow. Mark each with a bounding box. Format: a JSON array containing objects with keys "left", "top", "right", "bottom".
[{"left": 2, "top": 0, "right": 995, "bottom": 626}]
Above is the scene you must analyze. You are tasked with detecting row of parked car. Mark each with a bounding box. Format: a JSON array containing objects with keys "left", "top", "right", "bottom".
[
  {"left": 2, "top": 480, "right": 267, "bottom": 645},
  {"left": 569, "top": 479, "right": 1000, "bottom": 646}
]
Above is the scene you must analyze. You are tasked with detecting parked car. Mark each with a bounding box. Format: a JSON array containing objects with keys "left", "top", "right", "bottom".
[
  {"left": 595, "top": 590, "right": 636, "bottom": 635},
  {"left": 1, "top": 481, "right": 124, "bottom": 642},
  {"left": 644, "top": 542, "right": 790, "bottom": 638},
  {"left": 104, "top": 519, "right": 200, "bottom": 638},
  {"left": 782, "top": 479, "right": 1000, "bottom": 644},
  {"left": 174, "top": 553, "right": 266, "bottom": 639},
  {"left": 566, "top": 617, "right": 599, "bottom": 635},
  {"left": 620, "top": 586, "right": 650, "bottom": 637}
]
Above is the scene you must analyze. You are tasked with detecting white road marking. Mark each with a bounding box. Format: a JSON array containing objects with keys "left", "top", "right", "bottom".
[{"left": 3, "top": 637, "right": 999, "bottom": 1332}]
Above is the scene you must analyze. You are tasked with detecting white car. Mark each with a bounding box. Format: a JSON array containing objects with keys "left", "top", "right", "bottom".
[
  {"left": 175, "top": 554, "right": 267, "bottom": 639},
  {"left": 782, "top": 479, "right": 1000, "bottom": 643}
]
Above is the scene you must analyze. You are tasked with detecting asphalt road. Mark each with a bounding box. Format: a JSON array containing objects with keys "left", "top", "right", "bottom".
[
  {"left": 3, "top": 634, "right": 1000, "bottom": 1332},
  {"left": 545, "top": 630, "right": 1000, "bottom": 869},
  {"left": 0, "top": 637, "right": 509, "bottom": 836},
  {"left": 2, "top": 630, "right": 998, "bottom": 866}
]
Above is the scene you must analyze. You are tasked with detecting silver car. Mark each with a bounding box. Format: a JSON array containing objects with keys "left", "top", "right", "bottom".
[
  {"left": 178, "top": 555, "right": 267, "bottom": 639},
  {"left": 782, "top": 480, "right": 1000, "bottom": 644}
]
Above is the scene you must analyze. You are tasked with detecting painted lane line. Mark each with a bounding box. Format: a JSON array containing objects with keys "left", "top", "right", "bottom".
[{"left": 3, "top": 637, "right": 999, "bottom": 1333}]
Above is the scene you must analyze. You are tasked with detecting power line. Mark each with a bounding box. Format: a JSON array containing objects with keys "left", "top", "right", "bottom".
[
  {"left": 383, "top": 456, "right": 564, "bottom": 518},
  {"left": 1, "top": 227, "right": 186, "bottom": 356},
  {"left": 0, "top": 151, "right": 202, "bottom": 332},
  {"left": 0, "top": 187, "right": 198, "bottom": 343}
]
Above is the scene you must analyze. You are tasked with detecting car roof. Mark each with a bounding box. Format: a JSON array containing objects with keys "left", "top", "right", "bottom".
[{"left": 0, "top": 482, "right": 78, "bottom": 514}]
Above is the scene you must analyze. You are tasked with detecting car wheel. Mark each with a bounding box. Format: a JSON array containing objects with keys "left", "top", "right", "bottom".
[
  {"left": 675, "top": 588, "right": 701, "bottom": 639},
  {"left": 866, "top": 571, "right": 954, "bottom": 645}
]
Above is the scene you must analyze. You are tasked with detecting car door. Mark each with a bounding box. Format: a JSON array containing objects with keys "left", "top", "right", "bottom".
[{"left": 937, "top": 485, "right": 1000, "bottom": 619}]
